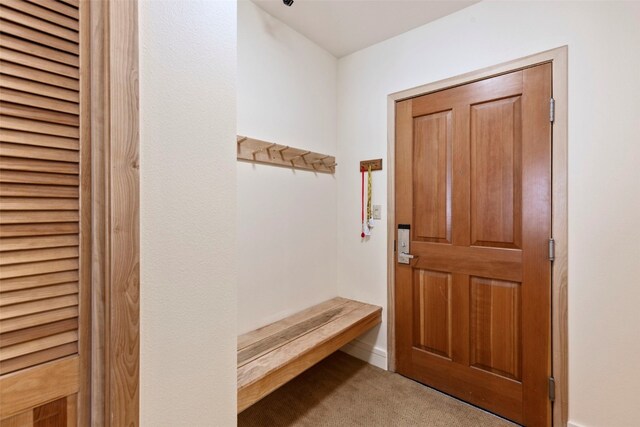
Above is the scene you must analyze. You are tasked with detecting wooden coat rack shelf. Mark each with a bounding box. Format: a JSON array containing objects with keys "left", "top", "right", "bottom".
[{"left": 237, "top": 136, "right": 336, "bottom": 174}]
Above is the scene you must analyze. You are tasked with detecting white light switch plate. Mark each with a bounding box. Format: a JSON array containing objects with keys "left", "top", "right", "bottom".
[{"left": 372, "top": 205, "right": 382, "bottom": 220}]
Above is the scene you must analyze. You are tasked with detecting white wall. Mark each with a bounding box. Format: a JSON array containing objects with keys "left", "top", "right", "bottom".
[
  {"left": 336, "top": 2, "right": 640, "bottom": 426},
  {"left": 139, "top": 1, "right": 237, "bottom": 425},
  {"left": 237, "top": 1, "right": 338, "bottom": 334}
]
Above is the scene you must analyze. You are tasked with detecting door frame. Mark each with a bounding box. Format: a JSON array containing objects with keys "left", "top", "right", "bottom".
[
  {"left": 88, "top": 0, "right": 140, "bottom": 425},
  {"left": 386, "top": 46, "right": 568, "bottom": 426}
]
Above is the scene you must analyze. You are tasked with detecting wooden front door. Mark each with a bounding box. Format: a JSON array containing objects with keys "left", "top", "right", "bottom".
[{"left": 395, "top": 64, "right": 552, "bottom": 426}]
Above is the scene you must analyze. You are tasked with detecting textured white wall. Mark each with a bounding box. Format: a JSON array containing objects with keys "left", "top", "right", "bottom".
[
  {"left": 237, "top": 1, "right": 338, "bottom": 334},
  {"left": 139, "top": 1, "right": 237, "bottom": 425},
  {"left": 336, "top": 2, "right": 640, "bottom": 426}
]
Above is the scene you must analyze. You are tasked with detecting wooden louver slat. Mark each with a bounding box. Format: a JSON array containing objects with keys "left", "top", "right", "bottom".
[
  {"left": 0, "top": 102, "right": 80, "bottom": 126},
  {"left": 0, "top": 88, "right": 79, "bottom": 114},
  {"left": 0, "top": 6, "right": 79, "bottom": 43},
  {"left": 24, "top": 0, "right": 79, "bottom": 20},
  {"left": 0, "top": 0, "right": 78, "bottom": 31},
  {"left": 0, "top": 317, "right": 78, "bottom": 347},
  {"left": 0, "top": 270, "right": 78, "bottom": 292},
  {"left": 0, "top": 169, "right": 79, "bottom": 186},
  {"left": 0, "top": 47, "right": 79, "bottom": 78},
  {"left": 0, "top": 235, "right": 79, "bottom": 252},
  {"left": 0, "top": 18, "right": 79, "bottom": 55},
  {"left": 0, "top": 75, "right": 80, "bottom": 103},
  {"left": 0, "top": 306, "right": 78, "bottom": 334},
  {"left": 0, "top": 34, "right": 79, "bottom": 67},
  {"left": 0, "top": 0, "right": 82, "bottom": 381},
  {"left": 0, "top": 62, "right": 79, "bottom": 91}
]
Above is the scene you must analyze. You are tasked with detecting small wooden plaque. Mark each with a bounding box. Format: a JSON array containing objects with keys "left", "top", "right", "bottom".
[{"left": 360, "top": 159, "right": 382, "bottom": 172}]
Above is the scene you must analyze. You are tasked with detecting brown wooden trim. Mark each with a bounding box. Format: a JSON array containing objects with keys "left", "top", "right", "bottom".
[
  {"left": 387, "top": 47, "right": 568, "bottom": 426},
  {"left": 107, "top": 1, "right": 140, "bottom": 424},
  {"left": 89, "top": 0, "right": 108, "bottom": 424},
  {"left": 78, "top": 1, "right": 91, "bottom": 425},
  {"left": 89, "top": 0, "right": 140, "bottom": 425}
]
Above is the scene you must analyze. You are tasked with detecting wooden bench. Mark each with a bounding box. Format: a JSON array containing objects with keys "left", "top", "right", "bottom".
[{"left": 237, "top": 297, "right": 382, "bottom": 413}]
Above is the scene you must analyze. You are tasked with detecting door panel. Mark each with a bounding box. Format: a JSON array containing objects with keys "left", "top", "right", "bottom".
[
  {"left": 396, "top": 64, "right": 551, "bottom": 426},
  {"left": 0, "top": 0, "right": 88, "bottom": 424},
  {"left": 470, "top": 276, "right": 522, "bottom": 381},
  {"left": 413, "top": 269, "right": 452, "bottom": 358},
  {"left": 470, "top": 96, "right": 522, "bottom": 249},
  {"left": 413, "top": 111, "right": 452, "bottom": 243}
]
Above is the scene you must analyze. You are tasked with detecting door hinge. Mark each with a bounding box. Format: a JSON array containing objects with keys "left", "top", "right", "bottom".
[
  {"left": 549, "top": 377, "right": 556, "bottom": 401},
  {"left": 394, "top": 239, "right": 397, "bottom": 253},
  {"left": 548, "top": 238, "right": 555, "bottom": 262},
  {"left": 550, "top": 98, "right": 555, "bottom": 123}
]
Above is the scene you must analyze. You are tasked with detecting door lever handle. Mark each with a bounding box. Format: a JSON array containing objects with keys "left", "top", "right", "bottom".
[{"left": 398, "top": 252, "right": 415, "bottom": 265}]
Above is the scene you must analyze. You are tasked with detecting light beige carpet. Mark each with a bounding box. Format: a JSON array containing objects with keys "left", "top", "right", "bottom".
[{"left": 238, "top": 351, "right": 516, "bottom": 427}]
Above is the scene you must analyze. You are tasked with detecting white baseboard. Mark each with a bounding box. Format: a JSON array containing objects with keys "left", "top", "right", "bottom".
[
  {"left": 340, "top": 339, "right": 387, "bottom": 370},
  {"left": 568, "top": 422, "right": 584, "bottom": 427}
]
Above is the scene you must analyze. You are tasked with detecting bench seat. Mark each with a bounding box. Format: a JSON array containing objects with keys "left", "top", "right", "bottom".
[{"left": 237, "top": 297, "right": 382, "bottom": 413}]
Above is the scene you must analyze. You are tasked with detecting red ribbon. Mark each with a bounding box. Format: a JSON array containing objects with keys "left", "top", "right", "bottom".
[{"left": 361, "top": 167, "right": 365, "bottom": 238}]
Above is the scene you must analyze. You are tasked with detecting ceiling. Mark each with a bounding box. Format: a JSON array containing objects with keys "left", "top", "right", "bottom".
[{"left": 251, "top": 0, "right": 479, "bottom": 57}]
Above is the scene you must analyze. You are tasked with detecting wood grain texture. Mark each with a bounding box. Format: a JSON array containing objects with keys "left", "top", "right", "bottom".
[
  {"left": 33, "top": 397, "right": 67, "bottom": 427},
  {"left": 237, "top": 135, "right": 336, "bottom": 174},
  {"left": 1, "top": 103, "right": 80, "bottom": 126},
  {"left": 413, "top": 269, "right": 452, "bottom": 358},
  {"left": 0, "top": 356, "right": 79, "bottom": 419},
  {"left": 238, "top": 298, "right": 349, "bottom": 350},
  {"left": 0, "top": 341, "right": 77, "bottom": 375},
  {"left": 470, "top": 96, "right": 522, "bottom": 249},
  {"left": 0, "top": 18, "right": 79, "bottom": 55},
  {"left": 0, "top": 270, "right": 78, "bottom": 292},
  {"left": 0, "top": 115, "right": 79, "bottom": 137},
  {"left": 0, "top": 48, "right": 79, "bottom": 79},
  {"left": 470, "top": 277, "right": 521, "bottom": 380},
  {"left": 26, "top": 0, "right": 79, "bottom": 19},
  {"left": 0, "top": 235, "right": 78, "bottom": 251},
  {"left": 65, "top": 393, "right": 77, "bottom": 427},
  {"left": 0, "top": 62, "right": 79, "bottom": 91},
  {"left": 89, "top": 0, "right": 108, "bottom": 423},
  {"left": 0, "top": 142, "right": 79, "bottom": 162},
  {"left": 239, "top": 299, "right": 358, "bottom": 367},
  {"left": 0, "top": 282, "right": 77, "bottom": 306},
  {"left": 76, "top": 0, "right": 91, "bottom": 423},
  {"left": 0, "top": 6, "right": 78, "bottom": 42},
  {"left": 0, "top": 3, "right": 87, "bottom": 417},
  {"left": 388, "top": 47, "right": 569, "bottom": 427},
  {"left": 395, "top": 65, "right": 551, "bottom": 425},
  {"left": 0, "top": 330, "right": 77, "bottom": 361},
  {"left": 238, "top": 298, "right": 382, "bottom": 413},
  {"left": 1, "top": 0, "right": 77, "bottom": 30},
  {"left": 0, "top": 306, "right": 78, "bottom": 334},
  {"left": 0, "top": 34, "right": 79, "bottom": 67},
  {"left": 0, "top": 409, "right": 32, "bottom": 427},
  {"left": 0, "top": 157, "right": 78, "bottom": 174},
  {"left": 0, "top": 318, "right": 78, "bottom": 347},
  {"left": 103, "top": 1, "right": 140, "bottom": 425},
  {"left": 550, "top": 48, "right": 569, "bottom": 427},
  {"left": 413, "top": 110, "right": 452, "bottom": 243}
]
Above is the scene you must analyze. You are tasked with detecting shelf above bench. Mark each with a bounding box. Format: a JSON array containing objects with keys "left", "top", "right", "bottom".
[{"left": 237, "top": 297, "right": 382, "bottom": 413}]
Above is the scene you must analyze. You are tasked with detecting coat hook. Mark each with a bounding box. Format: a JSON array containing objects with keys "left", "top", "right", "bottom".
[
  {"left": 290, "top": 151, "right": 311, "bottom": 166},
  {"left": 300, "top": 151, "right": 311, "bottom": 164},
  {"left": 252, "top": 143, "right": 277, "bottom": 158},
  {"left": 265, "top": 143, "right": 277, "bottom": 157},
  {"left": 277, "top": 146, "right": 290, "bottom": 161}
]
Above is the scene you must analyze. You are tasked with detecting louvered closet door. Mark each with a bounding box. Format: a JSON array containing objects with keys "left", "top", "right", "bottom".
[{"left": 0, "top": 0, "right": 87, "bottom": 425}]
